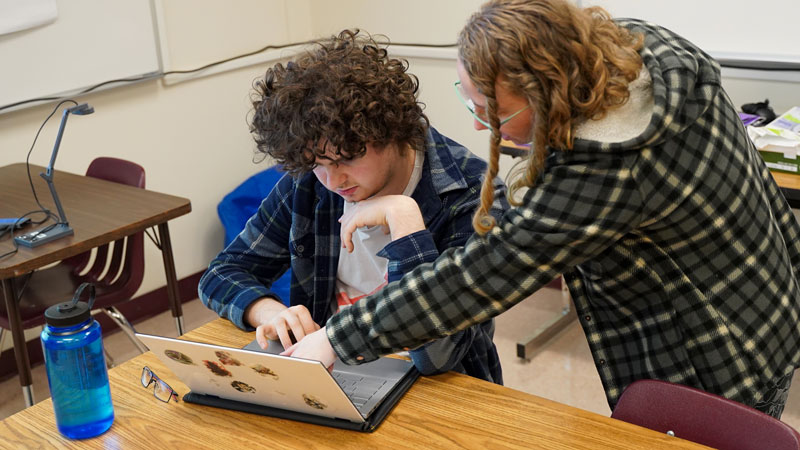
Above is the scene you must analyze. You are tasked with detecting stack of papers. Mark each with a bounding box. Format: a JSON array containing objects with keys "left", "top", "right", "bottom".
[{"left": 748, "top": 107, "right": 800, "bottom": 174}]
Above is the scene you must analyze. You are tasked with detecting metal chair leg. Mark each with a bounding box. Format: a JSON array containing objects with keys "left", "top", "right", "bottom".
[
  {"left": 0, "top": 327, "right": 6, "bottom": 357},
  {"left": 157, "top": 223, "right": 185, "bottom": 336},
  {"left": 101, "top": 306, "right": 149, "bottom": 353}
]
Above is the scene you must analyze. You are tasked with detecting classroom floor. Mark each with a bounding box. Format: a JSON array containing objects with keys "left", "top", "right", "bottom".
[{"left": 2, "top": 289, "right": 800, "bottom": 433}]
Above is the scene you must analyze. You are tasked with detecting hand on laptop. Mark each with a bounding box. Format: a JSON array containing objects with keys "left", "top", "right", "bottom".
[
  {"left": 254, "top": 304, "right": 320, "bottom": 350},
  {"left": 282, "top": 326, "right": 337, "bottom": 371},
  {"left": 338, "top": 195, "right": 425, "bottom": 253}
]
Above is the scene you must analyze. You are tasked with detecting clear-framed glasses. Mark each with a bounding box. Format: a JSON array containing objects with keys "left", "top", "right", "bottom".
[
  {"left": 454, "top": 81, "right": 529, "bottom": 128},
  {"left": 141, "top": 366, "right": 179, "bottom": 403}
]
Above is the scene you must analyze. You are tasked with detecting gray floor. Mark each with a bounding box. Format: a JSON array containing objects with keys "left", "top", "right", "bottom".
[{"left": 2, "top": 290, "right": 800, "bottom": 433}]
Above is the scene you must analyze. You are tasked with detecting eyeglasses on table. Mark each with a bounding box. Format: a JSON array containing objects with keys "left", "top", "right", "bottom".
[{"left": 141, "top": 366, "right": 179, "bottom": 403}]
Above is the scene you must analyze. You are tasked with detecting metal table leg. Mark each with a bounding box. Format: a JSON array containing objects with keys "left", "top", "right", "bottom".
[
  {"left": 2, "top": 278, "right": 35, "bottom": 407},
  {"left": 516, "top": 275, "right": 577, "bottom": 360},
  {"left": 157, "top": 223, "right": 184, "bottom": 336}
]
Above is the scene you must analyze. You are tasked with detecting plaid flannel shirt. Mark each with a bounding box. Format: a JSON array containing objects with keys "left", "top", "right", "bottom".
[
  {"left": 199, "top": 127, "right": 507, "bottom": 383},
  {"left": 325, "top": 19, "right": 800, "bottom": 411}
]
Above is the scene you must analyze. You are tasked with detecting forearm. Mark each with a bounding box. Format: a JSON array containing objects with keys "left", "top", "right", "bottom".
[
  {"left": 380, "top": 230, "right": 440, "bottom": 282},
  {"left": 198, "top": 261, "right": 286, "bottom": 330},
  {"left": 327, "top": 165, "right": 644, "bottom": 363},
  {"left": 385, "top": 195, "right": 426, "bottom": 241},
  {"left": 327, "top": 236, "right": 525, "bottom": 364}
]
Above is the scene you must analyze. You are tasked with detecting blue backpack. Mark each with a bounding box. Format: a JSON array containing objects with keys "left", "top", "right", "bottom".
[{"left": 217, "top": 166, "right": 291, "bottom": 305}]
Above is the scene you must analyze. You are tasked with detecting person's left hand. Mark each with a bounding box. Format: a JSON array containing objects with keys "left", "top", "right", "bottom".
[
  {"left": 339, "top": 195, "right": 425, "bottom": 253},
  {"left": 281, "top": 326, "right": 337, "bottom": 370}
]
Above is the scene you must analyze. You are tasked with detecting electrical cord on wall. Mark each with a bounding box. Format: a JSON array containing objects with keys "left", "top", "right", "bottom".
[
  {"left": 0, "top": 39, "right": 459, "bottom": 113},
  {"left": 3, "top": 32, "right": 799, "bottom": 115}
]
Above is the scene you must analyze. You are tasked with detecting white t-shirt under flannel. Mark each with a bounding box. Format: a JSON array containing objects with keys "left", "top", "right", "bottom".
[{"left": 335, "top": 151, "right": 425, "bottom": 310}]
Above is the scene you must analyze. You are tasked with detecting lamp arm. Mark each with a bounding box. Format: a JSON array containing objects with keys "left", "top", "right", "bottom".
[
  {"left": 45, "top": 109, "right": 71, "bottom": 178},
  {"left": 39, "top": 108, "right": 73, "bottom": 224}
]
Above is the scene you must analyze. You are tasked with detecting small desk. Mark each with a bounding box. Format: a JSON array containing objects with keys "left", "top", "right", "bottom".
[
  {"left": 770, "top": 171, "right": 800, "bottom": 208},
  {"left": 0, "top": 318, "right": 708, "bottom": 449},
  {"left": 0, "top": 163, "right": 191, "bottom": 407}
]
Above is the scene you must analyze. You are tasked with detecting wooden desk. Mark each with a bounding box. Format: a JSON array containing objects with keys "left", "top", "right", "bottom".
[
  {"left": 0, "top": 163, "right": 191, "bottom": 407},
  {"left": 0, "top": 319, "right": 708, "bottom": 449},
  {"left": 770, "top": 171, "right": 800, "bottom": 208}
]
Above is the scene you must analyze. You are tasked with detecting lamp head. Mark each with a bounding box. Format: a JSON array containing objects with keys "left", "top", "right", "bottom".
[{"left": 67, "top": 103, "right": 94, "bottom": 115}]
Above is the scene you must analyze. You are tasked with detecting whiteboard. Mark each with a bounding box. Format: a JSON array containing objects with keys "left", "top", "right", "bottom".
[
  {"left": 581, "top": 0, "right": 800, "bottom": 66},
  {"left": 0, "top": 0, "right": 161, "bottom": 110}
]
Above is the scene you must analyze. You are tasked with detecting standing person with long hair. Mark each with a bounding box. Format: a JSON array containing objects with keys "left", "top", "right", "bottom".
[{"left": 285, "top": 0, "right": 800, "bottom": 418}]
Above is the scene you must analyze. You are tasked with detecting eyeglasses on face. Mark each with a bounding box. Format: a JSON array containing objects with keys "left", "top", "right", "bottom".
[
  {"left": 141, "top": 366, "right": 179, "bottom": 403},
  {"left": 453, "top": 81, "right": 529, "bottom": 128}
]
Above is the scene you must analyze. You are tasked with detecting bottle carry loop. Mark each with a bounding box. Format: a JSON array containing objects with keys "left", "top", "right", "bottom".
[
  {"left": 47, "top": 283, "right": 96, "bottom": 335},
  {"left": 66, "top": 282, "right": 96, "bottom": 310}
]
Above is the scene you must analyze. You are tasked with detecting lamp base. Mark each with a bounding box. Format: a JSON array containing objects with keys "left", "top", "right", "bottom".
[{"left": 14, "top": 223, "right": 74, "bottom": 248}]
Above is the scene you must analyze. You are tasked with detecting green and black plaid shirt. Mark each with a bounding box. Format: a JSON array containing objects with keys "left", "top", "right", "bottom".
[{"left": 325, "top": 19, "right": 800, "bottom": 411}]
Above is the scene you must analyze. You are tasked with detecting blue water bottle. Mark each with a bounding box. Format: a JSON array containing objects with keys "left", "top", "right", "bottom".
[{"left": 41, "top": 283, "right": 114, "bottom": 439}]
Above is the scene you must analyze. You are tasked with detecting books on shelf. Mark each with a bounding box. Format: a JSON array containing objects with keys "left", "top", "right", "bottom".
[{"left": 749, "top": 107, "right": 800, "bottom": 174}]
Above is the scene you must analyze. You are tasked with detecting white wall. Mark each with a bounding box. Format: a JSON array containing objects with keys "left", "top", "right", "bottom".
[{"left": 1, "top": 1, "right": 799, "bottom": 348}]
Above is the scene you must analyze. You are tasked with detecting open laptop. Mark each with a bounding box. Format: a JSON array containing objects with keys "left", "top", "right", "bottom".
[{"left": 136, "top": 333, "right": 419, "bottom": 432}]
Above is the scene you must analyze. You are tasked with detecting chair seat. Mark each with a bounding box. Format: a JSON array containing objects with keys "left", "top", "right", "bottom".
[
  {"left": 0, "top": 261, "right": 138, "bottom": 330},
  {"left": 612, "top": 379, "right": 800, "bottom": 450}
]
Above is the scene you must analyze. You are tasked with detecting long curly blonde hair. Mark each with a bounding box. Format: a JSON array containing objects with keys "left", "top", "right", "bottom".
[{"left": 459, "top": 0, "right": 644, "bottom": 234}]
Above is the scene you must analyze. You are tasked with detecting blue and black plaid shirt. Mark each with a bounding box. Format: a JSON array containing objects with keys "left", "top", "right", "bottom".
[
  {"left": 324, "top": 20, "right": 800, "bottom": 412},
  {"left": 199, "top": 127, "right": 507, "bottom": 383}
]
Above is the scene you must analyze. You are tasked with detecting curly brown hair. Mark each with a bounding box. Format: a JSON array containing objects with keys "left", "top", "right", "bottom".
[
  {"left": 458, "top": 0, "right": 644, "bottom": 234},
  {"left": 250, "top": 29, "right": 429, "bottom": 176}
]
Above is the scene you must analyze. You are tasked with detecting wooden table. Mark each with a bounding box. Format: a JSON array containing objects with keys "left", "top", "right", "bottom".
[
  {"left": 0, "top": 163, "right": 191, "bottom": 407},
  {"left": 771, "top": 171, "right": 800, "bottom": 208},
  {"left": 0, "top": 319, "right": 708, "bottom": 449}
]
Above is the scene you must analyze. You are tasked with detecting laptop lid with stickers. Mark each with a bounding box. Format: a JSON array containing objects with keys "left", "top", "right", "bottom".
[{"left": 136, "top": 333, "right": 417, "bottom": 430}]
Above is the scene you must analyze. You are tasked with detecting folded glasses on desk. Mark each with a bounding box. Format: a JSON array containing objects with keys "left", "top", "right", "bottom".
[{"left": 141, "top": 366, "right": 179, "bottom": 403}]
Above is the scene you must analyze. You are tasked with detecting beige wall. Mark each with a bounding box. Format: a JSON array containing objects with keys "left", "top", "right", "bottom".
[{"left": 1, "top": 0, "right": 799, "bottom": 346}]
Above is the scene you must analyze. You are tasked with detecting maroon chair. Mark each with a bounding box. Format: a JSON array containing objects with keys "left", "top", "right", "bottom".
[
  {"left": 0, "top": 157, "right": 149, "bottom": 372},
  {"left": 612, "top": 379, "right": 800, "bottom": 450}
]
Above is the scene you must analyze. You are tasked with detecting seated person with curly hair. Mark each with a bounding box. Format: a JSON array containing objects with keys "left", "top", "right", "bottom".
[{"left": 198, "top": 29, "right": 508, "bottom": 384}]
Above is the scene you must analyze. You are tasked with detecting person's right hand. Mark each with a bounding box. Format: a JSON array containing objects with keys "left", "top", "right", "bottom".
[
  {"left": 281, "top": 326, "right": 337, "bottom": 371},
  {"left": 255, "top": 304, "right": 320, "bottom": 350}
]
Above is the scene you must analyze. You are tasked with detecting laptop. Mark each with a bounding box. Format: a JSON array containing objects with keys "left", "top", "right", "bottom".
[{"left": 136, "top": 333, "right": 419, "bottom": 432}]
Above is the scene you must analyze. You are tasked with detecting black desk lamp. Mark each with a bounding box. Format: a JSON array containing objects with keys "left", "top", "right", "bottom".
[{"left": 15, "top": 103, "right": 95, "bottom": 248}]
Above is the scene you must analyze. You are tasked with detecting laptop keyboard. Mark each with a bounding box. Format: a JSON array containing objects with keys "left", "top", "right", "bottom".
[{"left": 332, "top": 372, "right": 387, "bottom": 409}]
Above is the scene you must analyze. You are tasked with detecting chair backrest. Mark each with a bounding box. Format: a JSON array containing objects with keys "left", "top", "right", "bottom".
[
  {"left": 611, "top": 379, "right": 800, "bottom": 450},
  {"left": 66, "top": 157, "right": 147, "bottom": 306}
]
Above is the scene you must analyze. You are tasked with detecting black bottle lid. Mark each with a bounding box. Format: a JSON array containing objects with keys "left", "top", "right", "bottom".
[{"left": 44, "top": 283, "right": 96, "bottom": 327}]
